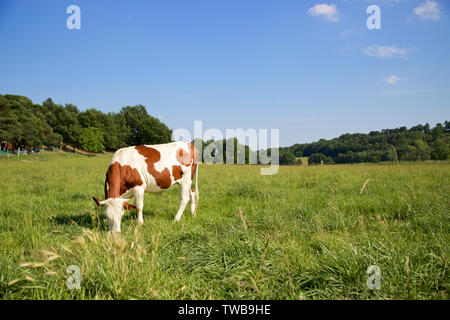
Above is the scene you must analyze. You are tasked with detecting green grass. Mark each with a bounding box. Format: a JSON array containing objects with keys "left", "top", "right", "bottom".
[{"left": 0, "top": 153, "right": 448, "bottom": 299}]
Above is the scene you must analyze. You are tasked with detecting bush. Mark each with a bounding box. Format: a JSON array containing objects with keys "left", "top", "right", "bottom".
[
  {"left": 78, "top": 127, "right": 105, "bottom": 152},
  {"left": 308, "top": 153, "right": 333, "bottom": 165}
]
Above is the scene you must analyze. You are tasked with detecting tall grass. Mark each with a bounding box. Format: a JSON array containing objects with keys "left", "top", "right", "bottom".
[{"left": 0, "top": 153, "right": 448, "bottom": 299}]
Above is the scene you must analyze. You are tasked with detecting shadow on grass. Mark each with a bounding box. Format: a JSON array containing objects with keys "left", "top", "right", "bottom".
[
  {"left": 69, "top": 193, "right": 89, "bottom": 201},
  {"left": 49, "top": 208, "right": 159, "bottom": 231},
  {"left": 49, "top": 212, "right": 107, "bottom": 230},
  {"left": 123, "top": 208, "right": 159, "bottom": 220}
]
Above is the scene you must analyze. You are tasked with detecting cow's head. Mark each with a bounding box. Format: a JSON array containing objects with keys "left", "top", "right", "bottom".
[{"left": 93, "top": 196, "right": 128, "bottom": 232}]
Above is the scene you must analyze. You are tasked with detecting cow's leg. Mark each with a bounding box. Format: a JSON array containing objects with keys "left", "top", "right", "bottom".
[
  {"left": 174, "top": 181, "right": 190, "bottom": 222},
  {"left": 189, "top": 187, "right": 196, "bottom": 217},
  {"left": 134, "top": 188, "right": 145, "bottom": 224}
]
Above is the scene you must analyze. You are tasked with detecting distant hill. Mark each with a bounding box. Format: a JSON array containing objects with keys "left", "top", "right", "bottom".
[{"left": 278, "top": 122, "right": 450, "bottom": 164}]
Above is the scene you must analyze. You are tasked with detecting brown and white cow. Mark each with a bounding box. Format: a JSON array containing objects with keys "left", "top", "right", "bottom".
[{"left": 92, "top": 141, "right": 199, "bottom": 232}]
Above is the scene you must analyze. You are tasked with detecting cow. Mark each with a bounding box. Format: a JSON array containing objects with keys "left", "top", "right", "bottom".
[{"left": 92, "top": 141, "right": 199, "bottom": 232}]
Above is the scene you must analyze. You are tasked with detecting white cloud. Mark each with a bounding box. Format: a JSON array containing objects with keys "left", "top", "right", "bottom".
[
  {"left": 372, "top": 88, "right": 450, "bottom": 96},
  {"left": 414, "top": 1, "right": 440, "bottom": 20},
  {"left": 308, "top": 4, "right": 339, "bottom": 22},
  {"left": 363, "top": 45, "right": 413, "bottom": 59},
  {"left": 381, "top": 75, "right": 407, "bottom": 84}
]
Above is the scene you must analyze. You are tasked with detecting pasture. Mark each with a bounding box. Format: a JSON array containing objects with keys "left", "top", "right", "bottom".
[{"left": 0, "top": 153, "right": 448, "bottom": 299}]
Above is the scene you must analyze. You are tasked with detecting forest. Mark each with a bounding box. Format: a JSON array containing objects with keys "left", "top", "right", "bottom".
[
  {"left": 0, "top": 94, "right": 172, "bottom": 152},
  {"left": 1, "top": 93, "right": 448, "bottom": 164},
  {"left": 279, "top": 121, "right": 450, "bottom": 164}
]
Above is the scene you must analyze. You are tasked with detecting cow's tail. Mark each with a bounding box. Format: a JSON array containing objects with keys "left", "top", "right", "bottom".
[
  {"left": 104, "top": 177, "right": 108, "bottom": 199},
  {"left": 195, "top": 164, "right": 199, "bottom": 207}
]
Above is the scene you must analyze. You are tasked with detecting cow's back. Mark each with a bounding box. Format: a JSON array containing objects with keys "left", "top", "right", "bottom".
[{"left": 107, "top": 142, "right": 197, "bottom": 196}]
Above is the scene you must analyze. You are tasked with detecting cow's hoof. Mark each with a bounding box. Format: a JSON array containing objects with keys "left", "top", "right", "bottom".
[
  {"left": 174, "top": 217, "right": 181, "bottom": 223},
  {"left": 137, "top": 219, "right": 144, "bottom": 224}
]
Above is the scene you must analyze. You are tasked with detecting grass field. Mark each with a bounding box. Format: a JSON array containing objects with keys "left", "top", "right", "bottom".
[{"left": 0, "top": 152, "right": 448, "bottom": 299}]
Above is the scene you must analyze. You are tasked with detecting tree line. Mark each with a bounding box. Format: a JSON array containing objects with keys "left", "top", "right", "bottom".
[
  {"left": 1, "top": 93, "right": 448, "bottom": 164},
  {"left": 278, "top": 122, "right": 450, "bottom": 164},
  {"left": 0, "top": 94, "right": 172, "bottom": 152}
]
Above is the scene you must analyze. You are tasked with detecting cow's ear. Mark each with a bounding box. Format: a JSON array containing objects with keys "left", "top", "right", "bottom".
[
  {"left": 123, "top": 202, "right": 137, "bottom": 210},
  {"left": 92, "top": 196, "right": 104, "bottom": 206}
]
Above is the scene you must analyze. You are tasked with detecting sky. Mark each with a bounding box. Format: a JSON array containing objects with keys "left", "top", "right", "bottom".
[{"left": 0, "top": 0, "right": 449, "bottom": 147}]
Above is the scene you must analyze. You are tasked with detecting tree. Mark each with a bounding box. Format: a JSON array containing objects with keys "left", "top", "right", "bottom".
[
  {"left": 43, "top": 99, "right": 81, "bottom": 146},
  {"left": 0, "top": 95, "right": 61, "bottom": 148},
  {"left": 279, "top": 122, "right": 448, "bottom": 164},
  {"left": 1, "top": 94, "right": 174, "bottom": 152},
  {"left": 120, "top": 105, "right": 172, "bottom": 145},
  {"left": 78, "top": 127, "right": 105, "bottom": 152},
  {"left": 431, "top": 123, "right": 445, "bottom": 140},
  {"left": 110, "top": 112, "right": 130, "bottom": 149},
  {"left": 431, "top": 139, "right": 449, "bottom": 160},
  {"left": 78, "top": 108, "right": 124, "bottom": 150},
  {"left": 279, "top": 148, "right": 296, "bottom": 165},
  {"left": 308, "top": 153, "right": 333, "bottom": 165},
  {"left": 0, "top": 95, "right": 21, "bottom": 142}
]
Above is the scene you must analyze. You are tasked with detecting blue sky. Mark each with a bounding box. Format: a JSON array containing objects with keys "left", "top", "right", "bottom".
[{"left": 0, "top": 0, "right": 449, "bottom": 147}]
